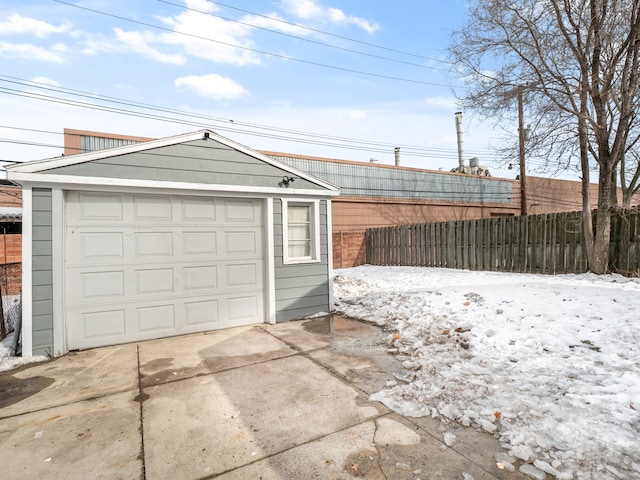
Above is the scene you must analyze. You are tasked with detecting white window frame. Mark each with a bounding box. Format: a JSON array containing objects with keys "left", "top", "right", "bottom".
[{"left": 282, "top": 199, "right": 321, "bottom": 264}]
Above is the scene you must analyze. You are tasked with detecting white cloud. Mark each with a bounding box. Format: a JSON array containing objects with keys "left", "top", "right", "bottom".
[
  {"left": 244, "top": 12, "right": 309, "bottom": 36},
  {"left": 158, "top": 6, "right": 260, "bottom": 66},
  {"left": 0, "top": 41, "right": 64, "bottom": 62},
  {"left": 31, "top": 76, "right": 60, "bottom": 86},
  {"left": 0, "top": 14, "right": 71, "bottom": 38},
  {"left": 282, "top": 0, "right": 323, "bottom": 19},
  {"left": 281, "top": 0, "right": 379, "bottom": 34},
  {"left": 334, "top": 108, "right": 367, "bottom": 120},
  {"left": 114, "top": 28, "right": 186, "bottom": 64},
  {"left": 175, "top": 74, "right": 249, "bottom": 102},
  {"left": 424, "top": 96, "right": 458, "bottom": 110},
  {"left": 327, "top": 8, "right": 379, "bottom": 34},
  {"left": 101, "top": 2, "right": 260, "bottom": 67}
]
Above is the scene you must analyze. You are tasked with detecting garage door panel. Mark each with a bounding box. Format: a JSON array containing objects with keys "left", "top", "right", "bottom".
[
  {"left": 182, "top": 197, "right": 217, "bottom": 221},
  {"left": 224, "top": 230, "right": 260, "bottom": 255},
  {"left": 227, "top": 263, "right": 259, "bottom": 288},
  {"left": 224, "top": 199, "right": 258, "bottom": 222},
  {"left": 183, "top": 265, "right": 218, "bottom": 291},
  {"left": 133, "top": 194, "right": 173, "bottom": 220},
  {"left": 183, "top": 231, "right": 217, "bottom": 255},
  {"left": 184, "top": 299, "right": 219, "bottom": 327},
  {"left": 135, "top": 268, "right": 174, "bottom": 295},
  {"left": 81, "top": 232, "right": 125, "bottom": 259},
  {"left": 81, "top": 309, "right": 126, "bottom": 340},
  {"left": 82, "top": 271, "right": 125, "bottom": 299},
  {"left": 228, "top": 295, "right": 260, "bottom": 322},
  {"left": 78, "top": 192, "right": 124, "bottom": 220},
  {"left": 137, "top": 304, "right": 175, "bottom": 332},
  {"left": 135, "top": 232, "right": 173, "bottom": 257},
  {"left": 65, "top": 193, "right": 265, "bottom": 349}
]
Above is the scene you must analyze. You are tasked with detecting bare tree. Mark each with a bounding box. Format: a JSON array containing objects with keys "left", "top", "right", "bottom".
[{"left": 450, "top": 0, "right": 640, "bottom": 273}]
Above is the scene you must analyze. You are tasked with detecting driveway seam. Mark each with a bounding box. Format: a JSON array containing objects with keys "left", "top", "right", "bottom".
[
  {"left": 262, "top": 325, "right": 507, "bottom": 480},
  {"left": 139, "top": 351, "right": 300, "bottom": 389},
  {"left": 259, "top": 327, "right": 379, "bottom": 400},
  {"left": 0, "top": 386, "right": 138, "bottom": 421},
  {"left": 202, "top": 415, "right": 389, "bottom": 480},
  {"left": 135, "top": 344, "right": 147, "bottom": 480},
  {"left": 372, "top": 417, "right": 389, "bottom": 480}
]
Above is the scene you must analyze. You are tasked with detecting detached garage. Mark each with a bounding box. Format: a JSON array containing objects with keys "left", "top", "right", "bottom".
[{"left": 6, "top": 130, "right": 339, "bottom": 356}]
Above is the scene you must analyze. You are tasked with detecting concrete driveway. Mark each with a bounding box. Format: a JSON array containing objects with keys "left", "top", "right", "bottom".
[{"left": 0, "top": 317, "right": 529, "bottom": 480}]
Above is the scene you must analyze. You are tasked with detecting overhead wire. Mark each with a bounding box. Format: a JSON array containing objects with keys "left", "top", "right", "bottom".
[
  {"left": 52, "top": 0, "right": 456, "bottom": 88},
  {"left": 156, "top": 0, "right": 452, "bottom": 72},
  {"left": 0, "top": 77, "right": 496, "bottom": 160},
  {"left": 189, "top": 0, "right": 443, "bottom": 62},
  {"left": 0, "top": 75, "right": 478, "bottom": 156}
]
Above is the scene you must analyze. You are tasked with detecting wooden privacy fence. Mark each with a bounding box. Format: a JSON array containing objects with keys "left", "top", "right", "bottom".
[{"left": 366, "top": 208, "right": 640, "bottom": 275}]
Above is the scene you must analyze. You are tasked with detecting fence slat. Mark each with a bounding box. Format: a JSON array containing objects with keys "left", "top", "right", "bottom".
[{"left": 364, "top": 208, "right": 640, "bottom": 276}]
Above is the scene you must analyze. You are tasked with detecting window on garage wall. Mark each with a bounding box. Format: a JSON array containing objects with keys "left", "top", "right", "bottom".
[{"left": 282, "top": 200, "right": 320, "bottom": 264}]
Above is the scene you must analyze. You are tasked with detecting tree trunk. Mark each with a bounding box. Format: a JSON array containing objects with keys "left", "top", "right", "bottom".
[{"left": 592, "top": 162, "right": 614, "bottom": 273}]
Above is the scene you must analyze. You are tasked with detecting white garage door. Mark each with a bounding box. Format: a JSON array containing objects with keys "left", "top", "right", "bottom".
[{"left": 65, "top": 191, "right": 264, "bottom": 350}]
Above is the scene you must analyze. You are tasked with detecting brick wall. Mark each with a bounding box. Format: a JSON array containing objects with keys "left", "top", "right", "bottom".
[
  {"left": 333, "top": 230, "right": 367, "bottom": 268},
  {"left": 0, "top": 234, "right": 21, "bottom": 264}
]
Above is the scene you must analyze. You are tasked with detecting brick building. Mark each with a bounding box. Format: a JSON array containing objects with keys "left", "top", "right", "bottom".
[{"left": 60, "top": 129, "right": 627, "bottom": 268}]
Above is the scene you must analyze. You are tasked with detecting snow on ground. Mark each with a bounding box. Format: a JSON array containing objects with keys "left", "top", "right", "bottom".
[
  {"left": 334, "top": 266, "right": 640, "bottom": 480},
  {"left": 0, "top": 295, "right": 48, "bottom": 372},
  {"left": 0, "top": 333, "right": 48, "bottom": 372}
]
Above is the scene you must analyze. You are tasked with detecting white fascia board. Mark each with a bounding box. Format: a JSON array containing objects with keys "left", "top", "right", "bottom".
[
  {"left": 265, "top": 198, "right": 276, "bottom": 325},
  {"left": 6, "top": 172, "right": 339, "bottom": 198},
  {"left": 5, "top": 131, "right": 206, "bottom": 173},
  {"left": 326, "top": 200, "right": 334, "bottom": 311},
  {"left": 21, "top": 185, "right": 33, "bottom": 357}
]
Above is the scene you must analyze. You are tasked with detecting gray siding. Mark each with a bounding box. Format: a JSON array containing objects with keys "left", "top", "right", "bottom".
[
  {"left": 32, "top": 188, "right": 53, "bottom": 356},
  {"left": 44, "top": 139, "right": 326, "bottom": 191},
  {"left": 269, "top": 155, "right": 513, "bottom": 203},
  {"left": 274, "top": 199, "right": 330, "bottom": 322}
]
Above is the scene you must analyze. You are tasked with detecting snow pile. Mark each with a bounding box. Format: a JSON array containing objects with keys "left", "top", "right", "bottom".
[
  {"left": 334, "top": 266, "right": 640, "bottom": 480},
  {"left": 0, "top": 295, "right": 48, "bottom": 372},
  {"left": 0, "top": 333, "right": 48, "bottom": 372}
]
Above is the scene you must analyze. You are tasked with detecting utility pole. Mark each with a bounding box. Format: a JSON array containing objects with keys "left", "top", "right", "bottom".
[{"left": 518, "top": 85, "right": 528, "bottom": 216}]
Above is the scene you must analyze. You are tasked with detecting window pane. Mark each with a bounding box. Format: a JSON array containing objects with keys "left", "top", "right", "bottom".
[
  {"left": 289, "top": 241, "right": 311, "bottom": 258},
  {"left": 288, "top": 204, "right": 310, "bottom": 222},
  {"left": 287, "top": 203, "right": 313, "bottom": 259},
  {"left": 288, "top": 224, "right": 310, "bottom": 241}
]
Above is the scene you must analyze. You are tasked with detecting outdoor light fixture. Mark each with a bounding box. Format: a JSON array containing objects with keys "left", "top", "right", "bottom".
[
  {"left": 202, "top": 132, "right": 210, "bottom": 140},
  {"left": 280, "top": 176, "right": 295, "bottom": 187}
]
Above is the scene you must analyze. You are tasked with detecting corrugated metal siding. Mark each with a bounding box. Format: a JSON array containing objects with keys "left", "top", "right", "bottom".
[
  {"left": 44, "top": 140, "right": 326, "bottom": 190},
  {"left": 80, "top": 135, "right": 141, "bottom": 153},
  {"left": 274, "top": 199, "right": 330, "bottom": 322},
  {"left": 269, "top": 156, "right": 513, "bottom": 203},
  {"left": 32, "top": 188, "right": 54, "bottom": 356}
]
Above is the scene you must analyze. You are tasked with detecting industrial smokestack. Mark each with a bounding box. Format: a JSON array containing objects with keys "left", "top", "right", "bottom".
[
  {"left": 394, "top": 147, "right": 400, "bottom": 166},
  {"left": 455, "top": 111, "right": 465, "bottom": 172}
]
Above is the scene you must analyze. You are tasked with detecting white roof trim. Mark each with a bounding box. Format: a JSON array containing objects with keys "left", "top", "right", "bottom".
[
  {"left": 8, "top": 172, "right": 339, "bottom": 197},
  {"left": 5, "top": 129, "right": 339, "bottom": 193}
]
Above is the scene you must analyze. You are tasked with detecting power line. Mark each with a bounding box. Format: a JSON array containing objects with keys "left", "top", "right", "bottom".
[
  {"left": 0, "top": 76, "right": 495, "bottom": 159},
  {"left": 181, "top": 0, "right": 445, "bottom": 63},
  {"left": 157, "top": 0, "right": 452, "bottom": 73},
  {"left": 52, "top": 0, "right": 456, "bottom": 88}
]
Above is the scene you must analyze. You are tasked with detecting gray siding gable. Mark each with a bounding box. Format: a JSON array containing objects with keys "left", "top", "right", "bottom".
[{"left": 43, "top": 139, "right": 328, "bottom": 191}]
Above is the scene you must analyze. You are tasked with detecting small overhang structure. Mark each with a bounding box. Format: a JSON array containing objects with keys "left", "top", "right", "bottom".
[{"left": 0, "top": 207, "right": 22, "bottom": 222}]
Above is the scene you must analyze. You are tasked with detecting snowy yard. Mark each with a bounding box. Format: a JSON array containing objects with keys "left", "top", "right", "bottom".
[{"left": 334, "top": 266, "right": 640, "bottom": 480}]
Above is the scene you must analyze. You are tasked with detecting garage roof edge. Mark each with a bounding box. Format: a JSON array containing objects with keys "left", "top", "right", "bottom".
[{"left": 5, "top": 129, "right": 340, "bottom": 193}]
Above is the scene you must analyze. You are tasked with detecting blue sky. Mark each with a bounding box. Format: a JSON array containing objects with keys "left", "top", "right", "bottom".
[{"left": 0, "top": 0, "right": 534, "bottom": 179}]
